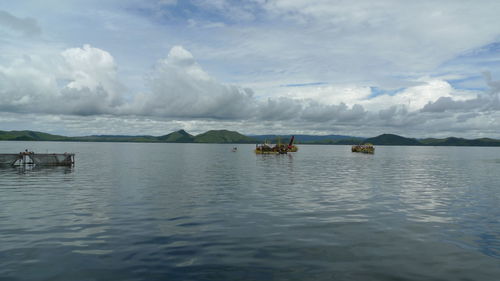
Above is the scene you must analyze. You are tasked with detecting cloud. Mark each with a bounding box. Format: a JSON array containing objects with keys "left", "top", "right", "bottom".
[
  {"left": 361, "top": 79, "right": 454, "bottom": 112},
  {"left": 0, "top": 44, "right": 370, "bottom": 125},
  {"left": 0, "top": 44, "right": 123, "bottom": 115},
  {"left": 421, "top": 72, "right": 500, "bottom": 113},
  {"left": 300, "top": 102, "right": 366, "bottom": 122},
  {"left": 0, "top": 10, "right": 41, "bottom": 36},
  {"left": 61, "top": 44, "right": 124, "bottom": 107},
  {"left": 127, "top": 46, "right": 370, "bottom": 124},
  {"left": 378, "top": 105, "right": 408, "bottom": 121},
  {"left": 257, "top": 97, "right": 303, "bottom": 121},
  {"left": 284, "top": 85, "right": 372, "bottom": 107},
  {"left": 162, "top": 0, "right": 500, "bottom": 92},
  {"left": 2, "top": 1, "right": 500, "bottom": 138},
  {"left": 128, "top": 46, "right": 257, "bottom": 119},
  {"left": 0, "top": 57, "right": 58, "bottom": 113},
  {"left": 190, "top": 0, "right": 260, "bottom": 22},
  {"left": 0, "top": 43, "right": 499, "bottom": 138},
  {"left": 158, "top": 0, "right": 177, "bottom": 5},
  {"left": 484, "top": 71, "right": 500, "bottom": 95}
]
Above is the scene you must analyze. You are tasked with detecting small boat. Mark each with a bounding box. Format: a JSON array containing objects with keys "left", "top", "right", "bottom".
[
  {"left": 351, "top": 143, "right": 374, "bottom": 154},
  {"left": 231, "top": 147, "right": 238, "bottom": 152}
]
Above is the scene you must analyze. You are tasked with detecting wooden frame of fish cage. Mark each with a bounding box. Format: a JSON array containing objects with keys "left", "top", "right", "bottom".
[{"left": 0, "top": 151, "right": 75, "bottom": 166}]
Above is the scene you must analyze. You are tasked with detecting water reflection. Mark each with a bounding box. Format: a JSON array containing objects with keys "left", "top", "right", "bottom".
[
  {"left": 1, "top": 143, "right": 500, "bottom": 281},
  {"left": 0, "top": 165, "right": 73, "bottom": 175}
]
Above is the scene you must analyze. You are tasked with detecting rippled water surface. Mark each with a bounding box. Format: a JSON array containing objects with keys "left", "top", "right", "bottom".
[{"left": 1, "top": 142, "right": 500, "bottom": 280}]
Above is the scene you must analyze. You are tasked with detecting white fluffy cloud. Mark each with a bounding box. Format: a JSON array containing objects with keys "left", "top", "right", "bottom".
[
  {"left": 128, "top": 46, "right": 371, "bottom": 124},
  {"left": 61, "top": 44, "right": 123, "bottom": 106},
  {"left": 422, "top": 72, "right": 500, "bottom": 113},
  {"left": 283, "top": 85, "right": 372, "bottom": 107},
  {"left": 0, "top": 44, "right": 123, "bottom": 115},
  {"left": 127, "top": 46, "right": 257, "bottom": 119},
  {"left": 0, "top": 39, "right": 499, "bottom": 137}
]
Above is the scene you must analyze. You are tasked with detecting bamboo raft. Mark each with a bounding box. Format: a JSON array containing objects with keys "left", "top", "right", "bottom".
[{"left": 0, "top": 151, "right": 75, "bottom": 166}]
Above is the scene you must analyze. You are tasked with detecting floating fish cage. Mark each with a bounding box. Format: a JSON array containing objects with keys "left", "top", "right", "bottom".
[
  {"left": 351, "top": 144, "right": 375, "bottom": 154},
  {"left": 255, "top": 144, "right": 298, "bottom": 154},
  {"left": 255, "top": 136, "right": 298, "bottom": 154},
  {"left": 0, "top": 151, "right": 75, "bottom": 166}
]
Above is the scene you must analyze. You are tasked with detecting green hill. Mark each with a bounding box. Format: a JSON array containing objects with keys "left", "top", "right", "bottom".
[
  {"left": 363, "top": 134, "right": 421, "bottom": 145},
  {"left": 472, "top": 138, "right": 500, "bottom": 146},
  {"left": 332, "top": 138, "right": 365, "bottom": 145},
  {"left": 419, "top": 138, "right": 444, "bottom": 145},
  {"left": 70, "top": 135, "right": 159, "bottom": 142},
  {"left": 194, "top": 130, "right": 256, "bottom": 143},
  {"left": 421, "top": 137, "right": 500, "bottom": 146},
  {"left": 158, "top": 130, "right": 194, "bottom": 142},
  {"left": 0, "top": 130, "right": 69, "bottom": 141},
  {"left": 2, "top": 129, "right": 500, "bottom": 146},
  {"left": 252, "top": 134, "right": 360, "bottom": 143},
  {"left": 300, "top": 138, "right": 364, "bottom": 145}
]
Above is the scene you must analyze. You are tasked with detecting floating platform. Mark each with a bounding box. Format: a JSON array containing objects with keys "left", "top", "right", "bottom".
[
  {"left": 255, "top": 144, "right": 298, "bottom": 154},
  {"left": 255, "top": 136, "right": 298, "bottom": 154},
  {"left": 0, "top": 151, "right": 75, "bottom": 166},
  {"left": 351, "top": 144, "right": 375, "bottom": 154}
]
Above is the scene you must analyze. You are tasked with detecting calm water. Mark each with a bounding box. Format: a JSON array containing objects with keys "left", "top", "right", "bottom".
[{"left": 1, "top": 142, "right": 499, "bottom": 280}]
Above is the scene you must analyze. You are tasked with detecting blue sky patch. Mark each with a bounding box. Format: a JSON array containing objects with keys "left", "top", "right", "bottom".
[{"left": 369, "top": 87, "right": 404, "bottom": 98}]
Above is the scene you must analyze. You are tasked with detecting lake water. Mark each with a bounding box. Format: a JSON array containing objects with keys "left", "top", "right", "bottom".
[{"left": 1, "top": 142, "right": 499, "bottom": 280}]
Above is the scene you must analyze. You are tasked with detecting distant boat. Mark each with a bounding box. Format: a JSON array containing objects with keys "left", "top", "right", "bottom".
[
  {"left": 351, "top": 143, "right": 374, "bottom": 154},
  {"left": 255, "top": 136, "right": 298, "bottom": 154},
  {"left": 231, "top": 147, "right": 238, "bottom": 152}
]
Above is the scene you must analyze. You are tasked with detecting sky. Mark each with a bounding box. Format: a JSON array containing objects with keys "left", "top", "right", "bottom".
[{"left": 1, "top": 0, "right": 500, "bottom": 138}]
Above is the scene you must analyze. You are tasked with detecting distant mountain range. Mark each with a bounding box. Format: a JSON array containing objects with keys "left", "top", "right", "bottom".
[
  {"left": 251, "top": 134, "right": 360, "bottom": 142},
  {"left": 1, "top": 130, "right": 500, "bottom": 146},
  {"left": 0, "top": 129, "right": 256, "bottom": 144},
  {"left": 364, "top": 134, "right": 500, "bottom": 146},
  {"left": 364, "top": 134, "right": 421, "bottom": 145}
]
